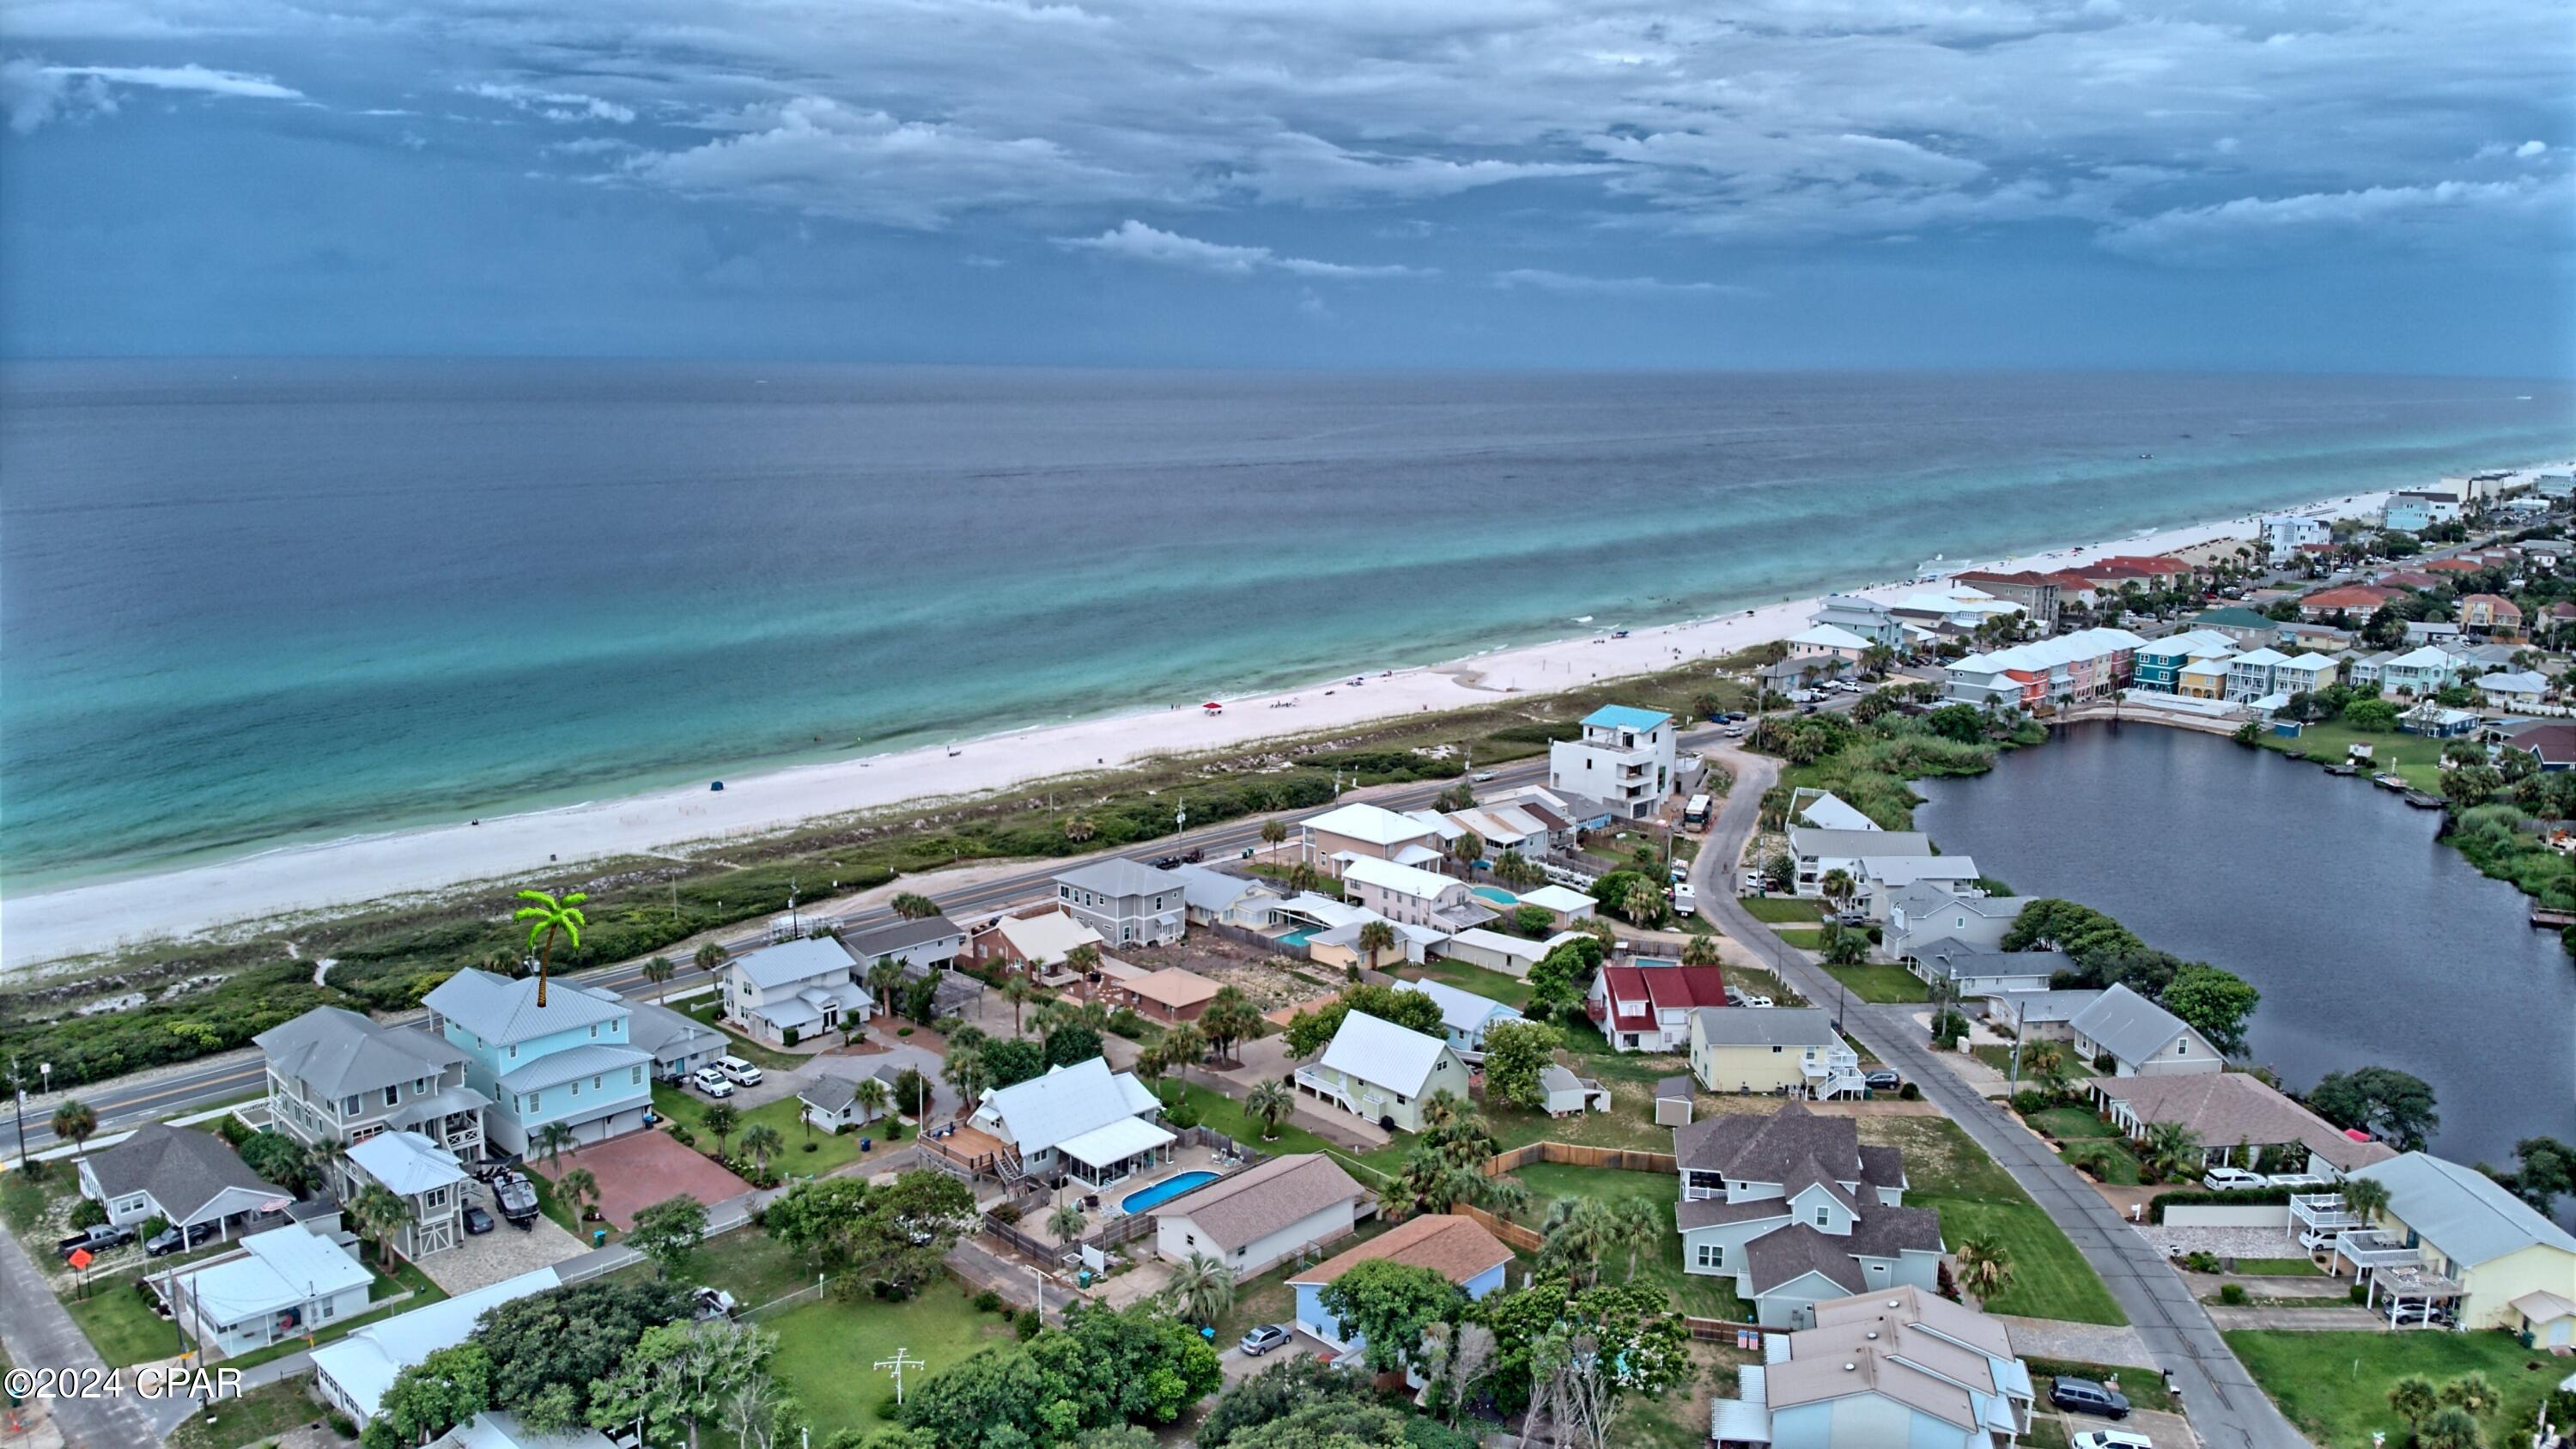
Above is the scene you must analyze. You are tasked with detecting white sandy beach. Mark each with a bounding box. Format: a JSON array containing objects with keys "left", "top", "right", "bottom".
[{"left": 0, "top": 490, "right": 2397, "bottom": 969}]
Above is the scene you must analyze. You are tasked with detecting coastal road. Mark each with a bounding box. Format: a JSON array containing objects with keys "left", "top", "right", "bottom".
[
  {"left": 15, "top": 728, "right": 1741, "bottom": 1155},
  {"left": 1686, "top": 743, "right": 2315, "bottom": 1449}
]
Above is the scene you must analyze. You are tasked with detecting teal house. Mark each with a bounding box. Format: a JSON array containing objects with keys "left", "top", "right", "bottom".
[{"left": 423, "top": 968, "right": 653, "bottom": 1156}]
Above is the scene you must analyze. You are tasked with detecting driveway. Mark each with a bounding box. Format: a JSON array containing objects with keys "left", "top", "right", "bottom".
[
  {"left": 544, "top": 1131, "right": 751, "bottom": 1230},
  {"left": 418, "top": 1197, "right": 590, "bottom": 1294},
  {"left": 1690, "top": 742, "right": 2313, "bottom": 1449}
]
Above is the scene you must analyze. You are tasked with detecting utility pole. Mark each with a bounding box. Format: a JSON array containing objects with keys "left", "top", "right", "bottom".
[{"left": 9, "top": 1057, "right": 26, "bottom": 1168}]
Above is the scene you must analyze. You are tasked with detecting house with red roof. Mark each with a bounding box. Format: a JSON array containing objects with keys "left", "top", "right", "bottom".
[
  {"left": 2376, "top": 569, "right": 2440, "bottom": 592},
  {"left": 2458, "top": 594, "right": 2523, "bottom": 638},
  {"left": 1587, "top": 964, "right": 1733, "bottom": 1052},
  {"left": 2075, "top": 555, "right": 2194, "bottom": 587},
  {"left": 2298, "top": 585, "right": 2397, "bottom": 620},
  {"left": 2424, "top": 557, "right": 2487, "bottom": 575}
]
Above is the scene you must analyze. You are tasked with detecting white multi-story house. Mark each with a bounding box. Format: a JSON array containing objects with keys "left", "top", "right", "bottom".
[
  {"left": 723, "top": 937, "right": 872, "bottom": 1045},
  {"left": 1548, "top": 705, "right": 1677, "bottom": 820},
  {"left": 1298, "top": 801, "right": 1448, "bottom": 878},
  {"left": 1338, "top": 856, "right": 1492, "bottom": 931},
  {"left": 1051, "top": 859, "right": 1186, "bottom": 947},
  {"left": 343, "top": 1132, "right": 471, "bottom": 1259},
  {"left": 1785, "top": 826, "right": 1931, "bottom": 898},
  {"left": 1808, "top": 595, "right": 1905, "bottom": 650},
  {"left": 2261, "top": 514, "right": 2331, "bottom": 560},
  {"left": 423, "top": 970, "right": 653, "bottom": 1157},
  {"left": 256, "top": 1007, "right": 489, "bottom": 1192}
]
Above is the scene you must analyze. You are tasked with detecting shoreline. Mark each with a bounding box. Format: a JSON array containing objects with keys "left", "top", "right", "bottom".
[{"left": 0, "top": 484, "right": 2402, "bottom": 969}]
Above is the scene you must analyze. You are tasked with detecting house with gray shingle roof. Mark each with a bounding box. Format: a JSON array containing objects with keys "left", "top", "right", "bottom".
[
  {"left": 1052, "top": 858, "right": 1187, "bottom": 947},
  {"left": 841, "top": 914, "right": 969, "bottom": 972},
  {"left": 2066, "top": 983, "right": 2222, "bottom": 1076},
  {"left": 722, "top": 936, "right": 872, "bottom": 1045},
  {"left": 256, "top": 1006, "right": 489, "bottom": 1174},
  {"left": 1152, "top": 1154, "right": 1369, "bottom": 1276},
  {"left": 78, "top": 1123, "right": 295, "bottom": 1234},
  {"left": 1673, "top": 1102, "right": 1941, "bottom": 1329},
  {"left": 1902, "top": 939, "right": 2068, "bottom": 999}
]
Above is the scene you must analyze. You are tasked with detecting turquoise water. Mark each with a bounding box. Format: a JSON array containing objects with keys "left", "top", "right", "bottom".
[
  {"left": 4, "top": 362, "right": 2571, "bottom": 889},
  {"left": 1275, "top": 928, "right": 1321, "bottom": 949},
  {"left": 1631, "top": 957, "right": 1680, "bottom": 970},
  {"left": 1120, "top": 1170, "right": 1221, "bottom": 1214},
  {"left": 1472, "top": 886, "right": 1520, "bottom": 906}
]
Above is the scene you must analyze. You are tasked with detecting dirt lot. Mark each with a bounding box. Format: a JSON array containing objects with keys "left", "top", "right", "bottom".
[{"left": 1116, "top": 935, "right": 1343, "bottom": 1015}]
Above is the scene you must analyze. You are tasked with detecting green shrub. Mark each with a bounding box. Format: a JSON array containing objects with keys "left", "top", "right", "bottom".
[
  {"left": 989, "top": 1202, "right": 1023, "bottom": 1225},
  {"left": 213, "top": 1115, "right": 255, "bottom": 1148},
  {"left": 782, "top": 1026, "right": 799, "bottom": 1047},
  {"left": 1015, "top": 1308, "right": 1042, "bottom": 1338},
  {"left": 1898, "top": 1081, "right": 1919, "bottom": 1100},
  {"left": 326, "top": 1411, "right": 357, "bottom": 1439},
  {"left": 68, "top": 1196, "right": 107, "bottom": 1230},
  {"left": 2184, "top": 1250, "right": 2220, "bottom": 1272},
  {"left": 2218, "top": 1283, "right": 2248, "bottom": 1305},
  {"left": 2349, "top": 1283, "right": 2367, "bottom": 1304},
  {"left": 2010, "top": 1089, "right": 2052, "bottom": 1117},
  {"left": 972, "top": 1288, "right": 1004, "bottom": 1313}
]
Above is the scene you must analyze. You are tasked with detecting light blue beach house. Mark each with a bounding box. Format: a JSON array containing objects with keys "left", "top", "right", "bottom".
[{"left": 422, "top": 969, "right": 653, "bottom": 1157}]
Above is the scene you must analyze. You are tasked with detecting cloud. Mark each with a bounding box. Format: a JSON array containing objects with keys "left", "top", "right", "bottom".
[
  {"left": 1492, "top": 268, "right": 1759, "bottom": 297},
  {"left": 463, "top": 82, "right": 634, "bottom": 125},
  {"left": 1057, "top": 220, "right": 1430, "bottom": 277},
  {"left": 2098, "top": 175, "right": 2570, "bottom": 262},
  {"left": 51, "top": 63, "right": 300, "bottom": 100},
  {"left": 2518, "top": 140, "right": 2549, "bottom": 159},
  {"left": 4, "top": 56, "right": 301, "bottom": 131}
]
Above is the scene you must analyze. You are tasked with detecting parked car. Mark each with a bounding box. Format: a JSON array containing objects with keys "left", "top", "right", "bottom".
[
  {"left": 2201, "top": 1166, "right": 2267, "bottom": 1192},
  {"left": 692, "top": 1287, "right": 739, "bottom": 1321},
  {"left": 1862, "top": 1069, "right": 1903, "bottom": 1093},
  {"left": 2049, "top": 1379, "right": 2131, "bottom": 1419},
  {"left": 57, "top": 1224, "right": 134, "bottom": 1259},
  {"left": 693, "top": 1066, "right": 736, "bottom": 1098},
  {"left": 1741, "top": 871, "right": 1765, "bottom": 894},
  {"left": 2072, "top": 1432, "right": 2154, "bottom": 1449},
  {"left": 463, "top": 1205, "right": 495, "bottom": 1235},
  {"left": 1472, "top": 770, "right": 1497, "bottom": 782},
  {"left": 145, "top": 1221, "right": 221, "bottom": 1257},
  {"left": 1736, "top": 995, "right": 1775, "bottom": 1009},
  {"left": 1238, "top": 1324, "right": 1292, "bottom": 1356},
  {"left": 717, "top": 1056, "right": 764, "bottom": 1087}
]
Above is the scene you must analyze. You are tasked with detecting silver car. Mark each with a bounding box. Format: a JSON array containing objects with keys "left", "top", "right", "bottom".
[{"left": 1238, "top": 1324, "right": 1292, "bottom": 1356}]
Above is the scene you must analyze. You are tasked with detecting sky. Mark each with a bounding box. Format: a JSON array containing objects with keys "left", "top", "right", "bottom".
[{"left": 2, "top": 0, "right": 2572, "bottom": 374}]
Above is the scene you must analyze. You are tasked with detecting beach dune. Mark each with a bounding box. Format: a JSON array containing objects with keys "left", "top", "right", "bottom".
[{"left": 0, "top": 495, "right": 2386, "bottom": 970}]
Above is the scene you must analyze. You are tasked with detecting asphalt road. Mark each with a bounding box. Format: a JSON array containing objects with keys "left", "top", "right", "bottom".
[{"left": 1686, "top": 742, "right": 2314, "bottom": 1449}]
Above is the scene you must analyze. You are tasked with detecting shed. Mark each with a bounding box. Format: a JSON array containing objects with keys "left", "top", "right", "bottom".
[{"left": 1655, "top": 1075, "right": 1697, "bottom": 1127}]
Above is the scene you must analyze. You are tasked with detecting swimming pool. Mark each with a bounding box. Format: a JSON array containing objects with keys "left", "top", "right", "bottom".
[
  {"left": 1276, "top": 928, "right": 1320, "bottom": 948},
  {"left": 1471, "top": 886, "right": 1519, "bottom": 906},
  {"left": 1121, "top": 1170, "right": 1221, "bottom": 1215},
  {"left": 1630, "top": 957, "right": 1679, "bottom": 969}
]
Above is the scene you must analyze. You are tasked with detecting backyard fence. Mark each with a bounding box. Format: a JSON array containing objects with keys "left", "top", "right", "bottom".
[
  {"left": 1447, "top": 1202, "right": 1545, "bottom": 1254},
  {"left": 1480, "top": 1142, "right": 1679, "bottom": 1176}
]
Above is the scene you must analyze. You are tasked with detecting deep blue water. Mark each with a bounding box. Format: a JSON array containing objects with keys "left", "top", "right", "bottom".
[{"left": 4, "top": 361, "right": 2572, "bottom": 889}]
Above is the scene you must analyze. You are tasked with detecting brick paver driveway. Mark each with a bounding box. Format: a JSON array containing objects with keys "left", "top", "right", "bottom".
[{"left": 545, "top": 1131, "right": 750, "bottom": 1229}]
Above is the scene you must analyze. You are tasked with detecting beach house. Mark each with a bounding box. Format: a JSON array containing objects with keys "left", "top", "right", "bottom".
[
  {"left": 1588, "top": 963, "right": 1734, "bottom": 1052},
  {"left": 2130, "top": 630, "right": 2239, "bottom": 692},
  {"left": 1393, "top": 977, "right": 1524, "bottom": 1056},
  {"left": 1153, "top": 1153, "right": 1370, "bottom": 1277},
  {"left": 1686, "top": 1008, "right": 1856, "bottom": 1097},
  {"left": 1170, "top": 865, "right": 1286, "bottom": 928},
  {"left": 1786, "top": 622, "right": 1874, "bottom": 664},
  {"left": 1674, "top": 1103, "right": 1941, "bottom": 1329},
  {"left": 2260, "top": 514, "right": 2330, "bottom": 561},
  {"left": 1338, "top": 855, "right": 1492, "bottom": 931},
  {"left": 2315, "top": 1154, "right": 2576, "bottom": 1333},
  {"left": 422, "top": 969, "right": 653, "bottom": 1157},
  {"left": 313, "top": 1268, "right": 562, "bottom": 1426},
  {"left": 1514, "top": 883, "right": 1598, "bottom": 927},
  {"left": 1786, "top": 825, "right": 1931, "bottom": 898},
  {"left": 722, "top": 936, "right": 871, "bottom": 1045},
  {"left": 2478, "top": 670, "right": 2549, "bottom": 708},
  {"left": 343, "top": 1131, "right": 471, "bottom": 1259},
  {"left": 1710, "top": 1288, "right": 2034, "bottom": 1449},
  {"left": 1950, "top": 569, "right": 2063, "bottom": 632},
  {"left": 1052, "top": 858, "right": 1186, "bottom": 947},
  {"left": 77, "top": 1123, "right": 293, "bottom": 1239},
  {"left": 256, "top": 1007, "right": 489, "bottom": 1183},
  {"left": 1789, "top": 788, "right": 1878, "bottom": 833},
  {"left": 1548, "top": 704, "right": 1677, "bottom": 820},
  {"left": 1883, "top": 884, "right": 2020, "bottom": 958},
  {"left": 594, "top": 989, "right": 723, "bottom": 1083},
  {"left": 839, "top": 914, "right": 968, "bottom": 973},
  {"left": 1809, "top": 595, "right": 1904, "bottom": 649},
  {"left": 956, "top": 1056, "right": 1169, "bottom": 1189},
  {"left": 2379, "top": 645, "right": 2475, "bottom": 696},
  {"left": 1289, "top": 1215, "right": 1511, "bottom": 1357},
  {"left": 164, "top": 1227, "right": 374, "bottom": 1358},
  {"left": 1294, "top": 1011, "right": 1468, "bottom": 1131},
  {"left": 2458, "top": 593, "right": 2524, "bottom": 639},
  {"left": 1902, "top": 940, "right": 2066, "bottom": 1000},
  {"left": 2066, "top": 983, "right": 2222, "bottom": 1076},
  {"left": 1940, "top": 628, "right": 2143, "bottom": 710},
  {"left": 2385, "top": 491, "right": 2464, "bottom": 533},
  {"left": 1299, "top": 801, "right": 1446, "bottom": 877}
]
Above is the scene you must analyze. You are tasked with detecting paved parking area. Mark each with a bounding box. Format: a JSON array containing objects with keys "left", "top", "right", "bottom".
[
  {"left": 419, "top": 1196, "right": 589, "bottom": 1294},
  {"left": 545, "top": 1130, "right": 750, "bottom": 1229}
]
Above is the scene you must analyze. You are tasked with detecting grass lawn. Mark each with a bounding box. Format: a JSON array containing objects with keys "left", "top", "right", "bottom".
[
  {"left": 766, "top": 1279, "right": 1018, "bottom": 1441},
  {"left": 2225, "top": 1329, "right": 2561, "bottom": 1449},
  {"left": 3, "top": 1165, "right": 66, "bottom": 1235},
  {"left": 2026, "top": 1107, "right": 2117, "bottom": 1140},
  {"left": 1169, "top": 1084, "right": 1401, "bottom": 1179},
  {"left": 1398, "top": 958, "right": 1534, "bottom": 1010},
  {"left": 1773, "top": 928, "right": 1826, "bottom": 950},
  {"left": 1974, "top": 1044, "right": 2093, "bottom": 1081},
  {"left": 1509, "top": 1163, "right": 1747, "bottom": 1322},
  {"left": 169, "top": 1380, "right": 330, "bottom": 1449},
  {"left": 1739, "top": 897, "right": 1826, "bottom": 923},
  {"left": 692, "top": 1221, "right": 824, "bottom": 1306},
  {"left": 2229, "top": 1256, "right": 2325, "bottom": 1277},
  {"left": 652, "top": 1086, "right": 872, "bottom": 1178},
  {"left": 1213, "top": 1219, "right": 1397, "bottom": 1344},
  {"left": 2057, "top": 1139, "right": 2142, "bottom": 1186},
  {"left": 1820, "top": 965, "right": 1930, "bottom": 1003},
  {"left": 1923, "top": 1196, "right": 2124, "bottom": 1325},
  {"left": 64, "top": 1275, "right": 186, "bottom": 1367},
  {"left": 2255, "top": 721, "right": 2445, "bottom": 791},
  {"left": 676, "top": 999, "right": 811, "bottom": 1070}
]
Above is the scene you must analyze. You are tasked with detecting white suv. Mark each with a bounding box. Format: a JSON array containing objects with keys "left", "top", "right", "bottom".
[
  {"left": 2201, "top": 1166, "right": 2266, "bottom": 1191},
  {"left": 717, "top": 1056, "right": 763, "bottom": 1087}
]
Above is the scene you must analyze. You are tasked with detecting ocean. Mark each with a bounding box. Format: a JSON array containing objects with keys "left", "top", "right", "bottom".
[{"left": 3, "top": 361, "right": 2572, "bottom": 891}]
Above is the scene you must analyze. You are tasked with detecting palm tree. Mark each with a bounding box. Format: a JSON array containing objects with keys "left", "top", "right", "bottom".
[
  {"left": 1609, "top": 1197, "right": 1664, "bottom": 1282},
  {"left": 1535, "top": 1197, "right": 1620, "bottom": 1288},
  {"left": 1492, "top": 851, "right": 1543, "bottom": 892},
  {"left": 1168, "top": 1252, "right": 1236, "bottom": 1326},
  {"left": 700, "top": 1102, "right": 740, "bottom": 1159},
  {"left": 1046, "top": 1202, "right": 1088, "bottom": 1245},
  {"left": 2138, "top": 1121, "right": 2203, "bottom": 1184},
  {"left": 2021, "top": 1039, "right": 2067, "bottom": 1094},
  {"left": 1953, "top": 1235, "right": 2014, "bottom": 1303},
  {"left": 2387, "top": 1374, "right": 2439, "bottom": 1435},
  {"left": 349, "top": 1184, "right": 411, "bottom": 1268},
  {"left": 1199, "top": 989, "right": 1262, "bottom": 1067},
  {"left": 694, "top": 939, "right": 728, "bottom": 980},
  {"left": 1002, "top": 977, "right": 1036, "bottom": 1037},
  {"left": 49, "top": 1099, "right": 97, "bottom": 1159},
  {"left": 641, "top": 954, "right": 675, "bottom": 1003},
  {"left": 1620, "top": 875, "right": 1665, "bottom": 925},
  {"left": 1448, "top": 832, "right": 1484, "bottom": 879},
  {"left": 532, "top": 1121, "right": 577, "bottom": 1173},
  {"left": 2417, "top": 1405, "right": 2485, "bottom": 1449},
  {"left": 854, "top": 1076, "right": 890, "bottom": 1127},
  {"left": 1680, "top": 934, "right": 1723, "bottom": 968},
  {"left": 2339, "top": 1175, "right": 2391, "bottom": 1227},
  {"left": 557, "top": 1167, "right": 601, "bottom": 1222},
  {"left": 1260, "top": 819, "right": 1288, "bottom": 853},
  {"left": 1151, "top": 1024, "right": 1208, "bottom": 1079},
  {"left": 739, "top": 1124, "right": 784, "bottom": 1176},
  {"left": 943, "top": 1047, "right": 991, "bottom": 1108},
  {"left": 1817, "top": 868, "right": 1856, "bottom": 916},
  {"left": 1417, "top": 1089, "right": 1468, "bottom": 1136},
  {"left": 1286, "top": 861, "right": 1321, "bottom": 895},
  {"left": 1355, "top": 921, "right": 1399, "bottom": 971},
  {"left": 1245, "top": 1079, "right": 1294, "bottom": 1141},
  {"left": 1064, "top": 941, "right": 1103, "bottom": 979},
  {"left": 867, "top": 956, "right": 909, "bottom": 1014},
  {"left": 1064, "top": 816, "right": 1097, "bottom": 843},
  {"left": 2439, "top": 1372, "right": 2499, "bottom": 1418},
  {"left": 891, "top": 892, "right": 941, "bottom": 920},
  {"left": 512, "top": 888, "right": 589, "bottom": 1008}
]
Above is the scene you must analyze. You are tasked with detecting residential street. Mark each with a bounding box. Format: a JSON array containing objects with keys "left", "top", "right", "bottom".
[
  {"left": 1688, "top": 742, "right": 2315, "bottom": 1449},
  {"left": 0, "top": 1221, "right": 168, "bottom": 1449}
]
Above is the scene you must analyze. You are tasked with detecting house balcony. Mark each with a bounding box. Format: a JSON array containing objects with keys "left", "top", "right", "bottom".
[
  {"left": 2330, "top": 1230, "right": 2423, "bottom": 1275},
  {"left": 2287, "top": 1192, "right": 2363, "bottom": 1250},
  {"left": 1294, "top": 1067, "right": 1385, "bottom": 1117},
  {"left": 1801, "top": 1051, "right": 1867, "bottom": 1101}
]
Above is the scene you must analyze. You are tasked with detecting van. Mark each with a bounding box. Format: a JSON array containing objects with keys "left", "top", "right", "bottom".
[
  {"left": 1673, "top": 881, "right": 1698, "bottom": 912},
  {"left": 2201, "top": 1166, "right": 2266, "bottom": 1192}
]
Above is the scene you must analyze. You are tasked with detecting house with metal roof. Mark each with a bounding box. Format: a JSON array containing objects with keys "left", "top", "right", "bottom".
[
  {"left": 1153, "top": 1153, "right": 1369, "bottom": 1276},
  {"left": 256, "top": 1007, "right": 489, "bottom": 1170},
  {"left": 1673, "top": 1103, "right": 1941, "bottom": 1329},
  {"left": 422, "top": 969, "right": 653, "bottom": 1156},
  {"left": 77, "top": 1123, "right": 294, "bottom": 1236},
  {"left": 1901, "top": 940, "right": 2066, "bottom": 1000},
  {"left": 2066, "top": 983, "right": 2222, "bottom": 1076},
  {"left": 1809, "top": 594, "right": 1905, "bottom": 649},
  {"left": 583, "top": 988, "right": 722, "bottom": 1082},
  {"left": 1052, "top": 858, "right": 1187, "bottom": 947},
  {"left": 1785, "top": 825, "right": 1930, "bottom": 898},
  {"left": 1549, "top": 703, "right": 1678, "bottom": 820},
  {"left": 840, "top": 913, "right": 969, "bottom": 972},
  {"left": 722, "top": 935, "right": 872, "bottom": 1045},
  {"left": 1884, "top": 884, "right": 2020, "bottom": 957},
  {"left": 1294, "top": 1010, "right": 1468, "bottom": 1132},
  {"left": 1299, "top": 801, "right": 1446, "bottom": 877},
  {"left": 2330, "top": 1154, "right": 2576, "bottom": 1334},
  {"left": 1393, "top": 977, "right": 1524, "bottom": 1055},
  {"left": 1711, "top": 1286, "right": 2033, "bottom": 1449},
  {"left": 961, "top": 1056, "right": 1170, "bottom": 1189},
  {"left": 313, "top": 1267, "right": 562, "bottom": 1424},
  {"left": 343, "top": 1130, "right": 471, "bottom": 1258},
  {"left": 1168, "top": 864, "right": 1285, "bottom": 927},
  {"left": 1686, "top": 1008, "right": 1862, "bottom": 1099},
  {"left": 1788, "top": 788, "right": 1878, "bottom": 834},
  {"left": 163, "top": 1226, "right": 374, "bottom": 1358},
  {"left": 1980, "top": 989, "right": 2104, "bottom": 1043},
  {"left": 434, "top": 1411, "right": 617, "bottom": 1449}
]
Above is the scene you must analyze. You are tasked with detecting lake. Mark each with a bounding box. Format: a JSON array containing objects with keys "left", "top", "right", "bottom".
[{"left": 1914, "top": 721, "right": 2576, "bottom": 1172}]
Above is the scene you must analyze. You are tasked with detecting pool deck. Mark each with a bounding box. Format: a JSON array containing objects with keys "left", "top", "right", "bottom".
[{"left": 1020, "top": 1144, "right": 1240, "bottom": 1248}]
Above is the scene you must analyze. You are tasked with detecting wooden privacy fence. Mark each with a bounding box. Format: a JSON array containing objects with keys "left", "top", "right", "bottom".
[{"left": 1481, "top": 1142, "right": 1679, "bottom": 1177}]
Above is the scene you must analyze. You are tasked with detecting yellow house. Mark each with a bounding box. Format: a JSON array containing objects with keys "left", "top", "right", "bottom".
[
  {"left": 2177, "top": 659, "right": 2230, "bottom": 700},
  {"left": 1686, "top": 1007, "right": 1858, "bottom": 1097},
  {"left": 2336, "top": 1154, "right": 2576, "bottom": 1335}
]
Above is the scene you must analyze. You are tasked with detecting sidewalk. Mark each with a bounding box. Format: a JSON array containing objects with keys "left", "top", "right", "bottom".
[{"left": 0, "top": 1218, "right": 167, "bottom": 1448}]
